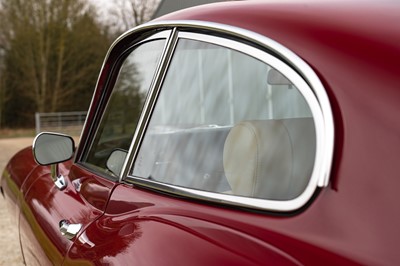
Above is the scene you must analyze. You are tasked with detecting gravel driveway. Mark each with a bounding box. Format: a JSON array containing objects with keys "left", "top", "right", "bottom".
[{"left": 0, "top": 137, "right": 33, "bottom": 266}]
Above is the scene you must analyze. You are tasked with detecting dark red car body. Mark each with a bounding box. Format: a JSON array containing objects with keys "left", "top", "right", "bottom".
[{"left": 1, "top": 1, "right": 400, "bottom": 265}]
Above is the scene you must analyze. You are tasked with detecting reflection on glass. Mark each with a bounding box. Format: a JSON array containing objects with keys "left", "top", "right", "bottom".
[
  {"left": 133, "top": 39, "right": 316, "bottom": 201},
  {"left": 83, "top": 39, "right": 166, "bottom": 173}
]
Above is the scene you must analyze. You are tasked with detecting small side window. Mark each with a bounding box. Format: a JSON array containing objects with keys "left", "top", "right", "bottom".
[
  {"left": 132, "top": 38, "right": 316, "bottom": 201},
  {"left": 82, "top": 39, "right": 166, "bottom": 175}
]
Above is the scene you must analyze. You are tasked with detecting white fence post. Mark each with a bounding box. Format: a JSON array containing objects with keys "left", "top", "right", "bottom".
[{"left": 35, "top": 112, "right": 40, "bottom": 135}]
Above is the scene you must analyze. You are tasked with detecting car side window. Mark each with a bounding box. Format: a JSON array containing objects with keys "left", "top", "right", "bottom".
[
  {"left": 132, "top": 38, "right": 316, "bottom": 201},
  {"left": 82, "top": 39, "right": 166, "bottom": 175}
]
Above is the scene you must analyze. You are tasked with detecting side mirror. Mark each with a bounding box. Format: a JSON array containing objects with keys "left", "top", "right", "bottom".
[
  {"left": 33, "top": 132, "right": 75, "bottom": 166},
  {"left": 106, "top": 149, "right": 127, "bottom": 177}
]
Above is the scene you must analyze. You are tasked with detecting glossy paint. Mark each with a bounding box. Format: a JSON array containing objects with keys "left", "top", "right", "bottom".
[
  {"left": 65, "top": 184, "right": 302, "bottom": 265},
  {"left": 2, "top": 1, "right": 400, "bottom": 265},
  {"left": 2, "top": 149, "right": 116, "bottom": 265}
]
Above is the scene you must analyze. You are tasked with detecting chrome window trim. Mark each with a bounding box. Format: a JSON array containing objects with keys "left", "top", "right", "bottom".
[
  {"left": 116, "top": 20, "right": 334, "bottom": 212},
  {"left": 119, "top": 28, "right": 179, "bottom": 180}
]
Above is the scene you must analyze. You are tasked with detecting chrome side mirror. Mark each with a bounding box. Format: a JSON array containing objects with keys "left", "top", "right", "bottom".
[
  {"left": 33, "top": 132, "right": 75, "bottom": 166},
  {"left": 33, "top": 132, "right": 75, "bottom": 190}
]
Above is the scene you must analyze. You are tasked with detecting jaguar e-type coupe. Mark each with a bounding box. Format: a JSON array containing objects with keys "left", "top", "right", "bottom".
[{"left": 1, "top": 0, "right": 400, "bottom": 265}]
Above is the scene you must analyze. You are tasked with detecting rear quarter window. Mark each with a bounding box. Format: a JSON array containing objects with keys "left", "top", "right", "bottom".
[
  {"left": 133, "top": 37, "right": 316, "bottom": 201},
  {"left": 123, "top": 25, "right": 334, "bottom": 213}
]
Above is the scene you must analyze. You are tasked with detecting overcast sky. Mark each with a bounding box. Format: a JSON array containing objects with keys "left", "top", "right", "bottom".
[{"left": 90, "top": 0, "right": 115, "bottom": 14}]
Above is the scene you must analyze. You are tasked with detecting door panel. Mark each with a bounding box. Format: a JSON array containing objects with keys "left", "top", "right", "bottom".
[
  {"left": 19, "top": 164, "right": 115, "bottom": 265},
  {"left": 64, "top": 184, "right": 299, "bottom": 265}
]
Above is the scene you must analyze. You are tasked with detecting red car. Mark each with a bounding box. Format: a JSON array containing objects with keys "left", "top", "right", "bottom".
[{"left": 1, "top": 1, "right": 399, "bottom": 265}]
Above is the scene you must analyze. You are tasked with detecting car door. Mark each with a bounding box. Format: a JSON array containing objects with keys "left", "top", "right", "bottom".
[{"left": 19, "top": 32, "right": 168, "bottom": 265}]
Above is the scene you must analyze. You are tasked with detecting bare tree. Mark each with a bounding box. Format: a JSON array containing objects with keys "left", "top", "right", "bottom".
[
  {"left": 109, "top": 0, "right": 161, "bottom": 34},
  {"left": 0, "top": 0, "right": 111, "bottom": 127},
  {"left": 0, "top": 49, "right": 7, "bottom": 127}
]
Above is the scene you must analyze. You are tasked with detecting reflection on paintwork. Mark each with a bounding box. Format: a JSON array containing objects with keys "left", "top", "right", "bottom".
[
  {"left": 17, "top": 165, "right": 112, "bottom": 265},
  {"left": 77, "top": 232, "right": 95, "bottom": 248}
]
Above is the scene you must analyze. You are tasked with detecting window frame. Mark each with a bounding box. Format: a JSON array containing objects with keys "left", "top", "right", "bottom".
[{"left": 81, "top": 20, "right": 334, "bottom": 212}]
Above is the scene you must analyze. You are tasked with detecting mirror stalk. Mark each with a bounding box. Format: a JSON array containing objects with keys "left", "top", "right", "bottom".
[{"left": 51, "top": 164, "right": 67, "bottom": 190}]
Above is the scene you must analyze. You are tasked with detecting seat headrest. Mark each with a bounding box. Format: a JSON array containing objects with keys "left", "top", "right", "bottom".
[{"left": 223, "top": 118, "right": 315, "bottom": 200}]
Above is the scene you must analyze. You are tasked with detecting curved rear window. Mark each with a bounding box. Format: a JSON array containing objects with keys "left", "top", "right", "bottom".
[{"left": 132, "top": 37, "right": 316, "bottom": 201}]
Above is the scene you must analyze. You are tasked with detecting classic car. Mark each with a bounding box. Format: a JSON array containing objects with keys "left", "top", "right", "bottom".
[{"left": 1, "top": 0, "right": 399, "bottom": 265}]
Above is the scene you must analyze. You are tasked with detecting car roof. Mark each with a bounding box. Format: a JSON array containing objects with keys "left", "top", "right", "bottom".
[
  {"left": 156, "top": 0, "right": 400, "bottom": 97},
  {"left": 154, "top": 0, "right": 400, "bottom": 85}
]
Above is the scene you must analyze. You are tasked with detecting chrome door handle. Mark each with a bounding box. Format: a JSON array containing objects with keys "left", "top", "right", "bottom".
[
  {"left": 54, "top": 174, "right": 67, "bottom": 190},
  {"left": 59, "top": 220, "right": 82, "bottom": 240}
]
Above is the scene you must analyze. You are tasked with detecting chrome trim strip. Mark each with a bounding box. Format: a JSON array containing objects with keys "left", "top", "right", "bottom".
[
  {"left": 106, "top": 20, "right": 334, "bottom": 212},
  {"left": 124, "top": 178, "right": 309, "bottom": 212},
  {"left": 119, "top": 29, "right": 179, "bottom": 181}
]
